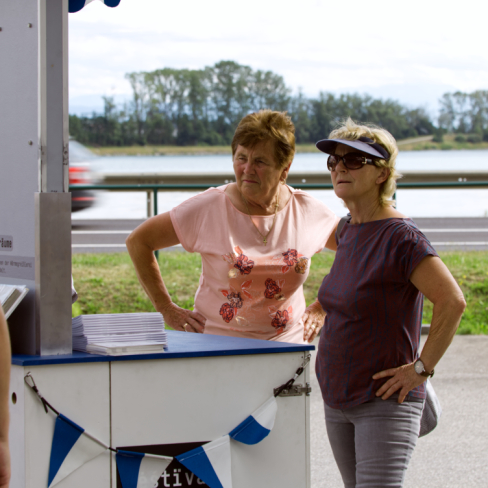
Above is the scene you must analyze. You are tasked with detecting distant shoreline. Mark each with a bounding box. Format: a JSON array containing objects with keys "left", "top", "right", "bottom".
[{"left": 88, "top": 135, "right": 488, "bottom": 157}]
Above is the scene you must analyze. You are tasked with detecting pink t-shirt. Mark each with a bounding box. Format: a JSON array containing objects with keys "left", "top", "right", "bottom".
[{"left": 170, "top": 185, "right": 339, "bottom": 343}]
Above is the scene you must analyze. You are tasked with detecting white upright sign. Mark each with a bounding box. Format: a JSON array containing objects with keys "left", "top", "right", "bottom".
[{"left": 0, "top": 0, "right": 72, "bottom": 355}]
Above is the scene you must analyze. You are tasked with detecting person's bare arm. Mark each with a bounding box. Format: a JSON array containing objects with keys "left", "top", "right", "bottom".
[
  {"left": 324, "top": 222, "right": 338, "bottom": 251},
  {"left": 303, "top": 221, "right": 338, "bottom": 342},
  {"left": 126, "top": 212, "right": 206, "bottom": 333},
  {"left": 0, "top": 306, "right": 11, "bottom": 488},
  {"left": 409, "top": 256, "right": 466, "bottom": 373},
  {"left": 373, "top": 255, "right": 466, "bottom": 403}
]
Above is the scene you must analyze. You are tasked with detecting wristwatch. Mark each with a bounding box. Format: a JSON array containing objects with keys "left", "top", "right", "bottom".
[{"left": 414, "top": 359, "right": 434, "bottom": 378}]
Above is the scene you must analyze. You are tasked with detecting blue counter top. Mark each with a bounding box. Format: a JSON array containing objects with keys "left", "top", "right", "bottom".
[{"left": 12, "top": 330, "right": 314, "bottom": 366}]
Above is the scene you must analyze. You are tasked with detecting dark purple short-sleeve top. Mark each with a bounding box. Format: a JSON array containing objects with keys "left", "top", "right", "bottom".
[{"left": 316, "top": 218, "right": 438, "bottom": 409}]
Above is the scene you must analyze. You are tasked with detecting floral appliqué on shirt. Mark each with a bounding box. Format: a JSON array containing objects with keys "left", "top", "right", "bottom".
[
  {"left": 295, "top": 257, "right": 309, "bottom": 274},
  {"left": 222, "top": 246, "right": 254, "bottom": 278},
  {"left": 218, "top": 281, "right": 253, "bottom": 323},
  {"left": 282, "top": 249, "right": 299, "bottom": 266},
  {"left": 219, "top": 291, "right": 243, "bottom": 323},
  {"left": 268, "top": 305, "right": 293, "bottom": 334},
  {"left": 264, "top": 278, "right": 286, "bottom": 300},
  {"left": 271, "top": 249, "right": 308, "bottom": 274}
]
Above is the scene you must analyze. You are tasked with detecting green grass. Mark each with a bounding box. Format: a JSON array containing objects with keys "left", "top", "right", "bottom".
[
  {"left": 71, "top": 252, "right": 201, "bottom": 316},
  {"left": 88, "top": 143, "right": 321, "bottom": 157},
  {"left": 421, "top": 252, "right": 488, "bottom": 334},
  {"left": 398, "top": 133, "right": 488, "bottom": 151},
  {"left": 87, "top": 136, "right": 488, "bottom": 157},
  {"left": 72, "top": 251, "right": 488, "bottom": 334},
  {"left": 88, "top": 145, "right": 233, "bottom": 157}
]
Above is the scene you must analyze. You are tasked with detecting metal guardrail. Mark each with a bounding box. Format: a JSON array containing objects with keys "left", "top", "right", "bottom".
[
  {"left": 70, "top": 181, "right": 488, "bottom": 261},
  {"left": 99, "top": 169, "right": 488, "bottom": 186},
  {"left": 70, "top": 181, "right": 488, "bottom": 218},
  {"left": 71, "top": 184, "right": 217, "bottom": 217}
]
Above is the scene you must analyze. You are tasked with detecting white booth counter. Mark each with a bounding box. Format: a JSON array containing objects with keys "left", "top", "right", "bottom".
[{"left": 10, "top": 331, "right": 314, "bottom": 488}]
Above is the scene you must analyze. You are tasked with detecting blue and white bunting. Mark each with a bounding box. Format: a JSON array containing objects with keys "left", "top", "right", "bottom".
[
  {"left": 116, "top": 450, "right": 172, "bottom": 488},
  {"left": 176, "top": 436, "right": 232, "bottom": 488},
  {"left": 229, "top": 396, "right": 277, "bottom": 445},
  {"left": 29, "top": 360, "right": 301, "bottom": 488},
  {"left": 48, "top": 414, "right": 108, "bottom": 487},
  {"left": 69, "top": 0, "right": 121, "bottom": 14}
]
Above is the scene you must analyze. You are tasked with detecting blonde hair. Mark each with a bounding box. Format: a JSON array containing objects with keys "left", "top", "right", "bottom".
[
  {"left": 232, "top": 109, "right": 296, "bottom": 169},
  {"left": 329, "top": 118, "right": 402, "bottom": 207}
]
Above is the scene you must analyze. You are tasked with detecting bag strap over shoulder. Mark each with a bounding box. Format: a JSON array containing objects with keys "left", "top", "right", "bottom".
[{"left": 335, "top": 214, "right": 351, "bottom": 245}]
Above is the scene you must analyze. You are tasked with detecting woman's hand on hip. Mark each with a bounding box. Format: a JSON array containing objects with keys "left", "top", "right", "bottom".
[
  {"left": 302, "top": 300, "right": 326, "bottom": 343},
  {"left": 161, "top": 302, "right": 206, "bottom": 333},
  {"left": 373, "top": 363, "right": 426, "bottom": 403}
]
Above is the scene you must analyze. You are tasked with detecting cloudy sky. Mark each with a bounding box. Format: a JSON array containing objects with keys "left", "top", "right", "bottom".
[{"left": 69, "top": 0, "right": 488, "bottom": 117}]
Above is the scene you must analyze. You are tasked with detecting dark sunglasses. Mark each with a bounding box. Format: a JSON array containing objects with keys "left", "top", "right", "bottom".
[{"left": 327, "top": 153, "right": 378, "bottom": 171}]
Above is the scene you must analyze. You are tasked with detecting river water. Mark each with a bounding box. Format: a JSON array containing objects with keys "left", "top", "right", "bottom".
[{"left": 72, "top": 149, "right": 488, "bottom": 220}]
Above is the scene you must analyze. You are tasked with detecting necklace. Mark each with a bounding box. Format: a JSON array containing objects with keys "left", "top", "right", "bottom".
[{"left": 241, "top": 191, "right": 280, "bottom": 246}]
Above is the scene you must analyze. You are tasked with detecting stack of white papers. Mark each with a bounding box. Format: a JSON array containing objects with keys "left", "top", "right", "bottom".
[
  {"left": 72, "top": 312, "right": 167, "bottom": 356},
  {"left": 0, "top": 284, "right": 29, "bottom": 319}
]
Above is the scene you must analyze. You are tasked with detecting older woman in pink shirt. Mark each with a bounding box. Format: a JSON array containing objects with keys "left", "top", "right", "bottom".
[{"left": 126, "top": 110, "right": 339, "bottom": 344}]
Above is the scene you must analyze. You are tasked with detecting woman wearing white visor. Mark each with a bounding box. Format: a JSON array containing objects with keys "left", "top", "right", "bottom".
[{"left": 314, "top": 118, "right": 465, "bottom": 487}]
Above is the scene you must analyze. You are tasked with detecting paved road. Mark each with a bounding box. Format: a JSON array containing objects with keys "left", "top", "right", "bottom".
[
  {"left": 309, "top": 335, "right": 488, "bottom": 488},
  {"left": 72, "top": 217, "right": 488, "bottom": 253}
]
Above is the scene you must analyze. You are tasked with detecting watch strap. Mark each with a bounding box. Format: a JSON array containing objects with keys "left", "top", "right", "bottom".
[{"left": 415, "top": 359, "right": 435, "bottom": 378}]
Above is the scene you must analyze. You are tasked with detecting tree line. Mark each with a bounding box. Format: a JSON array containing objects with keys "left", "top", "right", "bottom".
[
  {"left": 438, "top": 91, "right": 488, "bottom": 138},
  {"left": 69, "top": 60, "right": 486, "bottom": 147}
]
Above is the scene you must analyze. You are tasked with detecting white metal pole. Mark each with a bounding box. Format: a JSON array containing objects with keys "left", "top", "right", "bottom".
[
  {"left": 38, "top": 0, "right": 69, "bottom": 192},
  {"left": 35, "top": 0, "right": 72, "bottom": 355}
]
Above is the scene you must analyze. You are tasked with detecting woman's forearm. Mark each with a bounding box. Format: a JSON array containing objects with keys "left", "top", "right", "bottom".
[
  {"left": 418, "top": 293, "right": 465, "bottom": 374},
  {"left": 126, "top": 236, "right": 174, "bottom": 314},
  {"left": 409, "top": 255, "right": 466, "bottom": 374},
  {"left": 373, "top": 257, "right": 466, "bottom": 402},
  {"left": 372, "top": 292, "right": 465, "bottom": 402},
  {"left": 126, "top": 212, "right": 181, "bottom": 314},
  {"left": 126, "top": 213, "right": 206, "bottom": 333}
]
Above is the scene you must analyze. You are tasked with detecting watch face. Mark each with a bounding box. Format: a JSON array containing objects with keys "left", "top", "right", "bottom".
[{"left": 414, "top": 360, "right": 425, "bottom": 375}]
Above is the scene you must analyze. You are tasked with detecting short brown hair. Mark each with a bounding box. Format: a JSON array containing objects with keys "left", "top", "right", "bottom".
[{"left": 232, "top": 110, "right": 296, "bottom": 169}]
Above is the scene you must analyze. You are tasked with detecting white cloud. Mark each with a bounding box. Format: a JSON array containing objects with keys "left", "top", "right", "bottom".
[{"left": 69, "top": 0, "right": 488, "bottom": 108}]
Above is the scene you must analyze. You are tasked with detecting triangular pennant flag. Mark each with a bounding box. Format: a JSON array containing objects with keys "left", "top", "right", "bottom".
[
  {"left": 229, "top": 396, "right": 277, "bottom": 445},
  {"left": 48, "top": 414, "right": 108, "bottom": 487},
  {"left": 176, "top": 436, "right": 232, "bottom": 488},
  {"left": 116, "top": 450, "right": 172, "bottom": 488},
  {"left": 69, "top": 0, "right": 121, "bottom": 14}
]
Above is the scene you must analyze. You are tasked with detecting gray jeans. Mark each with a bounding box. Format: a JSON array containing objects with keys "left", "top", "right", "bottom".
[{"left": 324, "top": 396, "right": 424, "bottom": 488}]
